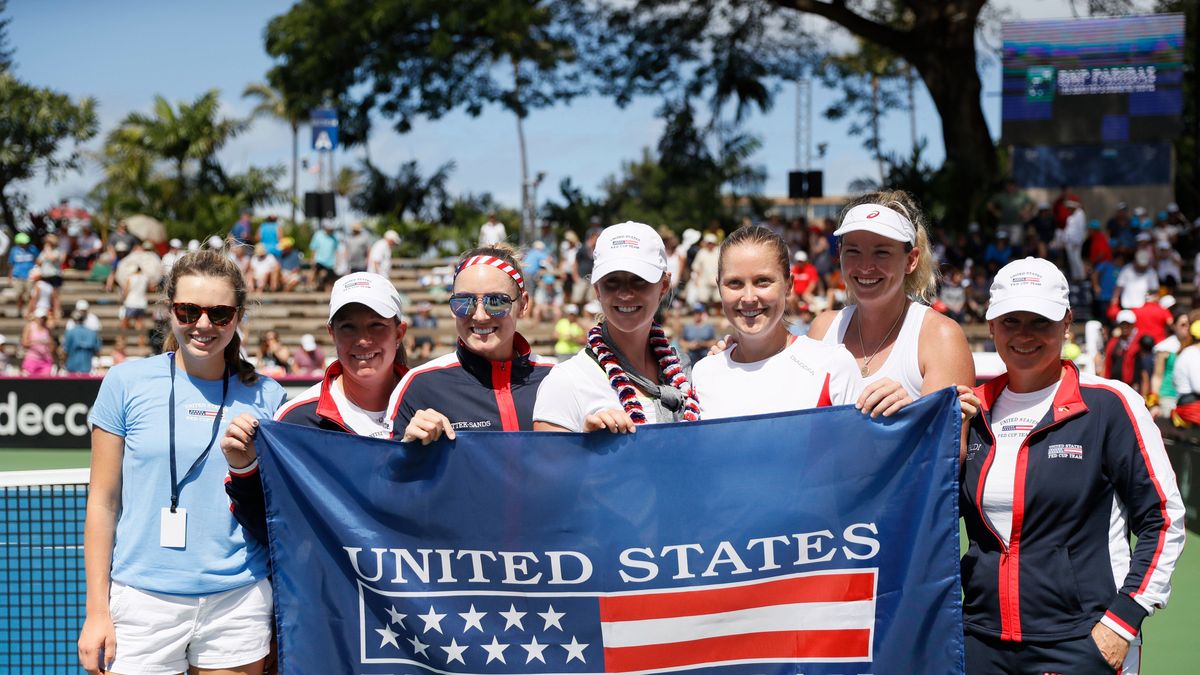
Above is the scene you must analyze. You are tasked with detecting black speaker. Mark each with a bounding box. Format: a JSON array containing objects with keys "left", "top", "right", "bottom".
[
  {"left": 788, "top": 171, "right": 806, "bottom": 199},
  {"left": 805, "top": 171, "right": 823, "bottom": 198},
  {"left": 304, "top": 191, "right": 336, "bottom": 219}
]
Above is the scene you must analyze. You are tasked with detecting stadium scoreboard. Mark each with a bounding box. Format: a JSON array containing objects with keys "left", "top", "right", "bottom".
[{"left": 1001, "top": 14, "right": 1185, "bottom": 146}]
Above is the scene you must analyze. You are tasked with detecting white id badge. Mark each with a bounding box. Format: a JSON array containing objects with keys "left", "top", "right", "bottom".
[{"left": 160, "top": 507, "right": 187, "bottom": 548}]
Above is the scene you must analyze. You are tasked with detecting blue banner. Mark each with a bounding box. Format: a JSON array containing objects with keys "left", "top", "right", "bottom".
[{"left": 256, "top": 388, "right": 964, "bottom": 674}]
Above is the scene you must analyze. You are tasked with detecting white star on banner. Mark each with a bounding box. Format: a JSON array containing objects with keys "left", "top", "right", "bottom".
[
  {"left": 538, "top": 604, "right": 565, "bottom": 631},
  {"left": 441, "top": 637, "right": 468, "bottom": 665},
  {"left": 562, "top": 635, "right": 588, "bottom": 664},
  {"left": 385, "top": 605, "right": 407, "bottom": 627},
  {"left": 522, "top": 635, "right": 548, "bottom": 664},
  {"left": 499, "top": 603, "right": 527, "bottom": 631},
  {"left": 408, "top": 635, "right": 430, "bottom": 659},
  {"left": 481, "top": 636, "right": 509, "bottom": 664},
  {"left": 418, "top": 605, "right": 446, "bottom": 634},
  {"left": 459, "top": 604, "right": 487, "bottom": 633},
  {"left": 376, "top": 624, "right": 400, "bottom": 649}
]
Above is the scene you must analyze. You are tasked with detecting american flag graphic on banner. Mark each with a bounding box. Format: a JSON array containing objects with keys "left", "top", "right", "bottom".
[{"left": 358, "top": 570, "right": 877, "bottom": 673}]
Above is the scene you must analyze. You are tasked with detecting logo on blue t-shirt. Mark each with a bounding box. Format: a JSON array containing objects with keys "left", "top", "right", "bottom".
[{"left": 186, "top": 404, "right": 220, "bottom": 421}]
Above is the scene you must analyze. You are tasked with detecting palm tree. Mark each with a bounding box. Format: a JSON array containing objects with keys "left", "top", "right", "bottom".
[
  {"left": 243, "top": 82, "right": 302, "bottom": 224},
  {"left": 109, "top": 89, "right": 246, "bottom": 221}
]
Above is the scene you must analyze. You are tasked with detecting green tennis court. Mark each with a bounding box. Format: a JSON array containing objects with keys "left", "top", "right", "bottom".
[{"left": 2, "top": 448, "right": 1196, "bottom": 671}]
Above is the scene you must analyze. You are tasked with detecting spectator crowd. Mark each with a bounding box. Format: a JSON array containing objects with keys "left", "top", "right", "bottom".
[{"left": 4, "top": 188, "right": 1200, "bottom": 428}]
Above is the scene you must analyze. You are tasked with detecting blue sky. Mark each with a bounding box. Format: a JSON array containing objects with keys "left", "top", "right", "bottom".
[{"left": 7, "top": 0, "right": 1088, "bottom": 219}]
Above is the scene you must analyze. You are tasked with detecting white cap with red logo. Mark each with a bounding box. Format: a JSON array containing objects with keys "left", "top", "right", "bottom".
[
  {"left": 986, "top": 257, "right": 1070, "bottom": 321},
  {"left": 833, "top": 204, "right": 916, "bottom": 244},
  {"left": 328, "top": 272, "right": 404, "bottom": 323},
  {"left": 591, "top": 221, "right": 669, "bottom": 283}
]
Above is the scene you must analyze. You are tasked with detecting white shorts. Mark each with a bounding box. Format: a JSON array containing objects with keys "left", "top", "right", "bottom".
[{"left": 108, "top": 578, "right": 272, "bottom": 675}]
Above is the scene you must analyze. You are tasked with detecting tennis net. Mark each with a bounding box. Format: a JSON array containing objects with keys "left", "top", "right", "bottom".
[{"left": 0, "top": 468, "right": 89, "bottom": 673}]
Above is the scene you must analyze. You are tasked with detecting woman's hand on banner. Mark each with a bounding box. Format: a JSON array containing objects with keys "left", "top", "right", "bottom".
[{"left": 220, "top": 413, "right": 259, "bottom": 469}]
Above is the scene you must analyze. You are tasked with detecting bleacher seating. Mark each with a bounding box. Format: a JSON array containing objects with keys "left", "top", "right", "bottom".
[{"left": 0, "top": 259, "right": 559, "bottom": 361}]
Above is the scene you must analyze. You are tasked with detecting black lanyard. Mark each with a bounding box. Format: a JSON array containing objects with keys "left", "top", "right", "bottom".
[{"left": 168, "top": 354, "right": 230, "bottom": 512}]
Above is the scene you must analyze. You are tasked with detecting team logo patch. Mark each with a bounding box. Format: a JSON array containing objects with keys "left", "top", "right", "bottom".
[
  {"left": 1010, "top": 273, "right": 1043, "bottom": 286},
  {"left": 998, "top": 417, "right": 1037, "bottom": 438},
  {"left": 186, "top": 404, "right": 220, "bottom": 421},
  {"left": 343, "top": 279, "right": 373, "bottom": 289},
  {"left": 1047, "top": 443, "right": 1084, "bottom": 460},
  {"left": 609, "top": 236, "right": 641, "bottom": 250}
]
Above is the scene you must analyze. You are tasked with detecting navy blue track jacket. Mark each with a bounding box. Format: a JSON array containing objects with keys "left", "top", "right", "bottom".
[{"left": 961, "top": 361, "right": 1184, "bottom": 644}]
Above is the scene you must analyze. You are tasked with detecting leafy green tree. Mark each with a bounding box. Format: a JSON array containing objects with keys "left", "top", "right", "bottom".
[
  {"left": 593, "top": 0, "right": 997, "bottom": 226},
  {"left": 263, "top": 0, "right": 591, "bottom": 242},
  {"left": 351, "top": 158, "right": 456, "bottom": 225},
  {"left": 0, "top": 0, "right": 12, "bottom": 72},
  {"left": 819, "top": 41, "right": 911, "bottom": 184},
  {"left": 0, "top": 72, "right": 98, "bottom": 231},
  {"left": 93, "top": 90, "right": 284, "bottom": 241},
  {"left": 107, "top": 90, "right": 247, "bottom": 219},
  {"left": 243, "top": 81, "right": 305, "bottom": 224}
]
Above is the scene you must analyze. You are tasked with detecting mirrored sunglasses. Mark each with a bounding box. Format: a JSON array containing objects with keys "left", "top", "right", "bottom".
[
  {"left": 448, "top": 293, "right": 514, "bottom": 318},
  {"left": 171, "top": 302, "right": 238, "bottom": 326}
]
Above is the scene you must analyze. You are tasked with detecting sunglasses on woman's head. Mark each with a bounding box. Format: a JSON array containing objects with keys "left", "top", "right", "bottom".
[
  {"left": 448, "top": 293, "right": 514, "bottom": 318},
  {"left": 171, "top": 303, "right": 238, "bottom": 326}
]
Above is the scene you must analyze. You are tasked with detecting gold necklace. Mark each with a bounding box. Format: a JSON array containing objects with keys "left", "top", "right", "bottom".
[{"left": 856, "top": 305, "right": 906, "bottom": 377}]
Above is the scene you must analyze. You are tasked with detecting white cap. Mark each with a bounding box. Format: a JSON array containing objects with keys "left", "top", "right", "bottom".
[
  {"left": 680, "top": 228, "right": 701, "bottom": 249},
  {"left": 1168, "top": 202, "right": 1179, "bottom": 213},
  {"left": 986, "top": 257, "right": 1070, "bottom": 321},
  {"left": 300, "top": 334, "right": 317, "bottom": 351},
  {"left": 1116, "top": 309, "right": 1137, "bottom": 324},
  {"left": 833, "top": 204, "right": 916, "bottom": 244},
  {"left": 1160, "top": 294, "right": 1177, "bottom": 310},
  {"left": 793, "top": 250, "right": 808, "bottom": 262},
  {"left": 328, "top": 272, "right": 403, "bottom": 322},
  {"left": 702, "top": 232, "right": 718, "bottom": 244},
  {"left": 187, "top": 239, "right": 200, "bottom": 252},
  {"left": 384, "top": 230, "right": 400, "bottom": 243},
  {"left": 169, "top": 238, "right": 182, "bottom": 248},
  {"left": 1134, "top": 206, "right": 1148, "bottom": 217},
  {"left": 75, "top": 299, "right": 89, "bottom": 311},
  {"left": 591, "top": 221, "right": 668, "bottom": 283},
  {"left": 206, "top": 235, "right": 223, "bottom": 249}
]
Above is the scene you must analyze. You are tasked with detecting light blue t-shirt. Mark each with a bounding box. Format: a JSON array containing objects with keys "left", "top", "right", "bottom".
[
  {"left": 309, "top": 230, "right": 338, "bottom": 268},
  {"left": 89, "top": 353, "right": 287, "bottom": 595}
]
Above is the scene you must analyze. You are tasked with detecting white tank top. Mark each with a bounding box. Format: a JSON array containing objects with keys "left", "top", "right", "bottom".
[{"left": 822, "top": 302, "right": 928, "bottom": 399}]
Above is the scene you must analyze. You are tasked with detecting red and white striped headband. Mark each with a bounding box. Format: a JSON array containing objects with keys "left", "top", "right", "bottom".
[{"left": 455, "top": 255, "right": 525, "bottom": 290}]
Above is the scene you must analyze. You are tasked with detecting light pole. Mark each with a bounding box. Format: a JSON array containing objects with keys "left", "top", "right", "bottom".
[{"left": 525, "top": 171, "right": 545, "bottom": 244}]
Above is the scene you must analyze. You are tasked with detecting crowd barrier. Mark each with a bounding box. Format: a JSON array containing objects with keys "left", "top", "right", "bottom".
[
  {"left": 0, "top": 376, "right": 320, "bottom": 449},
  {"left": 1157, "top": 420, "right": 1200, "bottom": 534}
]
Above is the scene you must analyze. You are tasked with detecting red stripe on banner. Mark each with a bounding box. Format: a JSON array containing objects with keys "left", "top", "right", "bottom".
[
  {"left": 603, "top": 628, "right": 872, "bottom": 672},
  {"left": 599, "top": 572, "right": 874, "bottom": 622}
]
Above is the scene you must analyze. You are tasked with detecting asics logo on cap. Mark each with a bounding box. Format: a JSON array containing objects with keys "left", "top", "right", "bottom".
[{"left": 865, "top": 211, "right": 880, "bottom": 219}]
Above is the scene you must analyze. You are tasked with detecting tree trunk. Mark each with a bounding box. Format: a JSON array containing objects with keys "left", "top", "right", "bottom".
[
  {"left": 915, "top": 48, "right": 997, "bottom": 228},
  {"left": 0, "top": 185, "right": 15, "bottom": 234},
  {"left": 870, "top": 74, "right": 884, "bottom": 184},
  {"left": 513, "top": 59, "right": 531, "bottom": 247},
  {"left": 782, "top": 0, "right": 996, "bottom": 227},
  {"left": 291, "top": 121, "right": 299, "bottom": 225}
]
